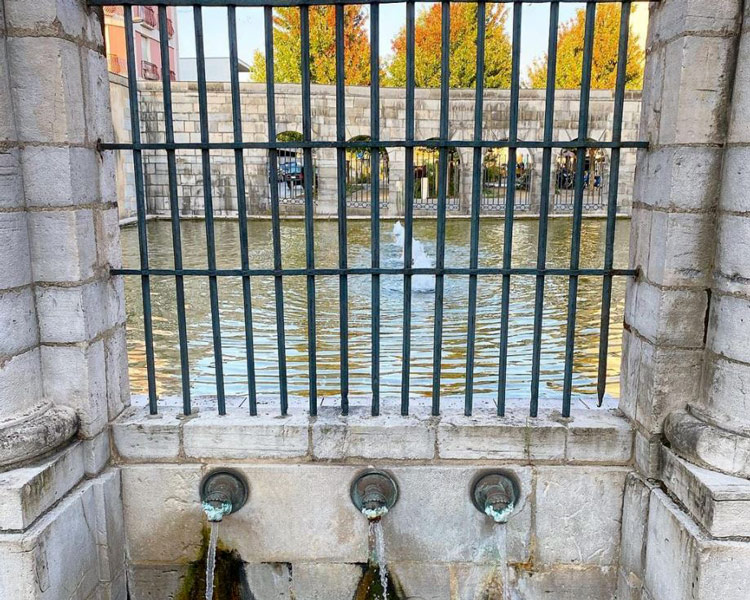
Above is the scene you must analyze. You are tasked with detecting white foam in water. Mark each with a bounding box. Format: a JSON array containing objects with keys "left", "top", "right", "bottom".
[
  {"left": 205, "top": 521, "right": 220, "bottom": 600},
  {"left": 369, "top": 520, "right": 389, "bottom": 600},
  {"left": 392, "top": 221, "right": 435, "bottom": 293}
]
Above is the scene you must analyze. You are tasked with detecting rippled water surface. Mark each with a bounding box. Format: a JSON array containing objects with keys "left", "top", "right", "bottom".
[{"left": 121, "top": 218, "right": 629, "bottom": 404}]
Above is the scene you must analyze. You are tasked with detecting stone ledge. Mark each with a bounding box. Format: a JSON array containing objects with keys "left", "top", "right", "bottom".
[
  {"left": 114, "top": 395, "right": 632, "bottom": 465},
  {"left": 0, "top": 442, "right": 84, "bottom": 531},
  {"left": 660, "top": 446, "right": 750, "bottom": 538}
]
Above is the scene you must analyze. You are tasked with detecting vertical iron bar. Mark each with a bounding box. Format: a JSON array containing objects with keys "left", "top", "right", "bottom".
[
  {"left": 431, "top": 0, "right": 450, "bottom": 415},
  {"left": 228, "top": 6, "right": 258, "bottom": 415},
  {"left": 124, "top": 6, "right": 157, "bottom": 413},
  {"left": 370, "top": 2, "right": 381, "bottom": 416},
  {"left": 335, "top": 4, "right": 349, "bottom": 415},
  {"left": 465, "top": 1, "right": 486, "bottom": 416},
  {"left": 300, "top": 5, "right": 318, "bottom": 415},
  {"left": 401, "top": 1, "right": 415, "bottom": 416},
  {"left": 530, "top": 1, "right": 560, "bottom": 417},
  {"left": 264, "top": 5, "right": 289, "bottom": 415},
  {"left": 597, "top": 1, "right": 631, "bottom": 405},
  {"left": 497, "top": 1, "right": 523, "bottom": 416},
  {"left": 158, "top": 6, "right": 191, "bottom": 415},
  {"left": 194, "top": 5, "right": 226, "bottom": 414},
  {"left": 562, "top": 1, "right": 597, "bottom": 417}
]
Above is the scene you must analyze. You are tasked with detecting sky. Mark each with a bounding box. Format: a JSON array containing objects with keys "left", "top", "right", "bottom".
[{"left": 176, "top": 3, "right": 587, "bottom": 80}]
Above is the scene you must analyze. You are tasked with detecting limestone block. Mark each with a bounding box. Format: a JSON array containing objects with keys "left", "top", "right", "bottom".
[
  {"left": 437, "top": 411, "right": 564, "bottom": 461},
  {"left": 513, "top": 565, "right": 617, "bottom": 600},
  {"left": 6, "top": 37, "right": 85, "bottom": 144},
  {"left": 35, "top": 280, "right": 108, "bottom": 343},
  {"left": 105, "top": 325, "right": 130, "bottom": 420},
  {"left": 644, "top": 490, "right": 750, "bottom": 600},
  {"left": 112, "top": 407, "right": 182, "bottom": 461},
  {"left": 313, "top": 407, "right": 434, "bottom": 460},
  {"left": 715, "top": 214, "right": 750, "bottom": 294},
  {"left": 0, "top": 149, "right": 22, "bottom": 209},
  {"left": 3, "top": 0, "right": 90, "bottom": 40},
  {"left": 700, "top": 354, "right": 750, "bottom": 434},
  {"left": 382, "top": 466, "right": 533, "bottom": 565},
  {"left": 82, "top": 429, "right": 111, "bottom": 476},
  {"left": 0, "top": 476, "right": 102, "bottom": 600},
  {"left": 728, "top": 23, "right": 750, "bottom": 144},
  {"left": 619, "top": 329, "right": 703, "bottom": 434},
  {"left": 565, "top": 410, "right": 633, "bottom": 464},
  {"left": 535, "top": 466, "right": 628, "bottom": 566},
  {"left": 720, "top": 147, "right": 750, "bottom": 213},
  {"left": 649, "top": 0, "right": 742, "bottom": 43},
  {"left": 290, "top": 563, "right": 361, "bottom": 600},
  {"left": 0, "top": 286, "right": 38, "bottom": 356},
  {"left": 183, "top": 412, "right": 309, "bottom": 459},
  {"left": 21, "top": 146, "right": 98, "bottom": 207},
  {"left": 707, "top": 293, "right": 750, "bottom": 364},
  {"left": 125, "top": 565, "right": 187, "bottom": 600},
  {"left": 41, "top": 340, "right": 108, "bottom": 437},
  {"left": 244, "top": 563, "right": 292, "bottom": 598},
  {"left": 619, "top": 473, "right": 653, "bottom": 585},
  {"left": 28, "top": 209, "right": 97, "bottom": 283},
  {"left": 81, "top": 47, "right": 115, "bottom": 143},
  {"left": 120, "top": 464, "right": 204, "bottom": 564},
  {"left": 0, "top": 212, "right": 32, "bottom": 289},
  {"left": 645, "top": 211, "right": 714, "bottom": 288},
  {"left": 658, "top": 35, "right": 737, "bottom": 147},
  {"left": 625, "top": 279, "right": 707, "bottom": 348},
  {"left": 660, "top": 447, "right": 750, "bottom": 538},
  {"left": 0, "top": 348, "right": 43, "bottom": 422},
  {"left": 390, "top": 562, "right": 451, "bottom": 599},
  {"left": 0, "top": 442, "right": 84, "bottom": 531}
]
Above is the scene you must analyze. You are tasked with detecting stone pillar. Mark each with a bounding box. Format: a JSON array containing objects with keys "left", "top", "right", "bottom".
[
  {"left": 664, "top": 0, "right": 750, "bottom": 478},
  {"left": 0, "top": 2, "right": 127, "bottom": 597},
  {"left": 619, "top": 0, "right": 743, "bottom": 476}
]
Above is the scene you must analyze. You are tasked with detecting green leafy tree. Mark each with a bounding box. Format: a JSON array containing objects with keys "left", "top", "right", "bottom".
[
  {"left": 384, "top": 3, "right": 512, "bottom": 88},
  {"left": 527, "top": 5, "right": 645, "bottom": 90},
  {"left": 249, "top": 7, "right": 370, "bottom": 85}
]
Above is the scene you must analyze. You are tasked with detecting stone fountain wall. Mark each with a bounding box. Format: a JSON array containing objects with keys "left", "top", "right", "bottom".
[
  {"left": 3, "top": 2, "right": 750, "bottom": 600},
  {"left": 109, "top": 78, "right": 642, "bottom": 222}
]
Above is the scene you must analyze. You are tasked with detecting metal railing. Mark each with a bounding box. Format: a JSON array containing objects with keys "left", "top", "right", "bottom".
[{"left": 96, "top": 0, "right": 649, "bottom": 419}]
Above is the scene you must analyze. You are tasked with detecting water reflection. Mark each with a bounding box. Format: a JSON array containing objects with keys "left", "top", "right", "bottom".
[{"left": 121, "top": 218, "right": 629, "bottom": 404}]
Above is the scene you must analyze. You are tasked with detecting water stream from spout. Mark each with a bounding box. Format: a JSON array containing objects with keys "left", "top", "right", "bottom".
[
  {"left": 493, "top": 524, "right": 510, "bottom": 600},
  {"left": 392, "top": 221, "right": 435, "bottom": 293},
  {"left": 369, "top": 519, "right": 389, "bottom": 600},
  {"left": 205, "top": 521, "right": 220, "bottom": 600}
]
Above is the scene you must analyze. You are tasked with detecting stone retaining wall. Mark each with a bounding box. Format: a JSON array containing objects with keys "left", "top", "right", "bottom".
[{"left": 110, "top": 77, "right": 642, "bottom": 221}]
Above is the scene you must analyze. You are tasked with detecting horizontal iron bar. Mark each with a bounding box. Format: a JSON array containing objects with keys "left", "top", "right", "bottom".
[
  {"left": 91, "top": 0, "right": 657, "bottom": 5},
  {"left": 112, "top": 267, "right": 637, "bottom": 277},
  {"left": 101, "top": 139, "right": 648, "bottom": 151}
]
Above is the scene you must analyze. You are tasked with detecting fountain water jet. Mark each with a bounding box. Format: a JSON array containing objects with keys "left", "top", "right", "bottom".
[
  {"left": 392, "top": 222, "right": 435, "bottom": 293},
  {"left": 472, "top": 472, "right": 520, "bottom": 600},
  {"left": 199, "top": 470, "right": 249, "bottom": 600},
  {"left": 351, "top": 471, "right": 400, "bottom": 600}
]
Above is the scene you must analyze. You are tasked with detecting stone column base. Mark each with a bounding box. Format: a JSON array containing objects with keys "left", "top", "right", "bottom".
[
  {"left": 664, "top": 410, "right": 750, "bottom": 479},
  {"left": 0, "top": 404, "right": 78, "bottom": 469},
  {"left": 0, "top": 444, "right": 126, "bottom": 599}
]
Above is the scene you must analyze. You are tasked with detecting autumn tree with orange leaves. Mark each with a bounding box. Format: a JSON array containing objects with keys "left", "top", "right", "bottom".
[
  {"left": 249, "top": 6, "right": 370, "bottom": 85},
  {"left": 527, "top": 5, "right": 644, "bottom": 90},
  {"left": 384, "top": 3, "right": 512, "bottom": 88}
]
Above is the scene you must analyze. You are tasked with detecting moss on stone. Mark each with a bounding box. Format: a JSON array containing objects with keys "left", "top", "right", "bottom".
[
  {"left": 353, "top": 564, "right": 404, "bottom": 600},
  {"left": 175, "top": 526, "right": 251, "bottom": 600}
]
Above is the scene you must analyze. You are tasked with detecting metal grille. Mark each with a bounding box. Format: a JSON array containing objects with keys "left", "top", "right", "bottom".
[{"left": 97, "top": 0, "right": 649, "bottom": 419}]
